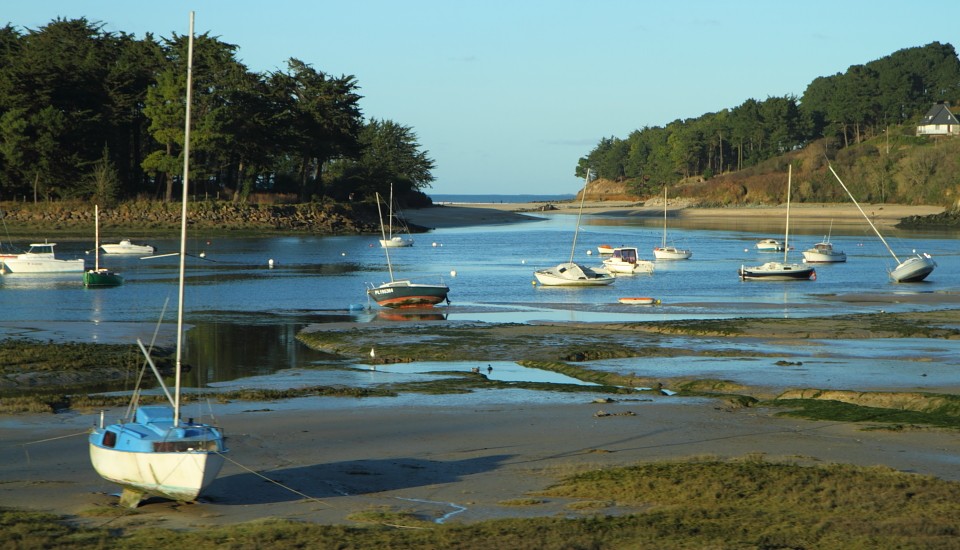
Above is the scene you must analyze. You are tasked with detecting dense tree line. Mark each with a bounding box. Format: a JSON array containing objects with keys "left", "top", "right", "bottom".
[
  {"left": 579, "top": 42, "right": 960, "bottom": 196},
  {"left": 0, "top": 18, "right": 434, "bottom": 206}
]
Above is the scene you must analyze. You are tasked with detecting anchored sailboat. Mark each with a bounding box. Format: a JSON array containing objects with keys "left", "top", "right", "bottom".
[
  {"left": 653, "top": 187, "right": 691, "bottom": 260},
  {"left": 83, "top": 205, "right": 123, "bottom": 287},
  {"left": 827, "top": 164, "right": 935, "bottom": 282},
  {"left": 533, "top": 169, "right": 615, "bottom": 286},
  {"left": 379, "top": 183, "right": 414, "bottom": 248},
  {"left": 739, "top": 165, "right": 816, "bottom": 281},
  {"left": 367, "top": 192, "right": 449, "bottom": 308},
  {"left": 89, "top": 12, "right": 226, "bottom": 507}
]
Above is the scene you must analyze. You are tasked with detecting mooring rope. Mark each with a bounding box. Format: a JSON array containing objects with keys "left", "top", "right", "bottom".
[{"left": 217, "top": 452, "right": 331, "bottom": 507}]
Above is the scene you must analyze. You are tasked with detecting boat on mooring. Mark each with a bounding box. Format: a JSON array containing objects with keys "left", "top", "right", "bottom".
[
  {"left": 100, "top": 239, "right": 156, "bottom": 255},
  {"left": 83, "top": 205, "right": 123, "bottom": 287},
  {"left": 534, "top": 170, "right": 615, "bottom": 287},
  {"left": 602, "top": 246, "right": 654, "bottom": 275},
  {"left": 368, "top": 191, "right": 449, "bottom": 308},
  {"left": 0, "top": 242, "right": 85, "bottom": 274},
  {"left": 739, "top": 166, "right": 816, "bottom": 281},
  {"left": 827, "top": 164, "right": 935, "bottom": 282}
]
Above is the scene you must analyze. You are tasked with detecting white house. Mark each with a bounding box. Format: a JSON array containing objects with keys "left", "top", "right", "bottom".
[{"left": 916, "top": 103, "right": 960, "bottom": 136}]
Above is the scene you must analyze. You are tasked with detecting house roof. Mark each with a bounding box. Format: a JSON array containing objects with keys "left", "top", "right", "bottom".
[{"left": 919, "top": 104, "right": 959, "bottom": 125}]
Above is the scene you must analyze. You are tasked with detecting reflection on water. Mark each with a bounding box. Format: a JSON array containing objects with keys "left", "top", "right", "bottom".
[
  {"left": 1, "top": 217, "right": 957, "bottom": 392},
  {"left": 182, "top": 321, "right": 332, "bottom": 387}
]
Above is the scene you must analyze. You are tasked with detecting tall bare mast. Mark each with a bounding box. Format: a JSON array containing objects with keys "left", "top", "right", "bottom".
[{"left": 174, "top": 11, "right": 195, "bottom": 426}]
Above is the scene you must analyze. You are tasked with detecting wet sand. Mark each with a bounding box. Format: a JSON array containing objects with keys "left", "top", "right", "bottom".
[{"left": 2, "top": 395, "right": 958, "bottom": 531}]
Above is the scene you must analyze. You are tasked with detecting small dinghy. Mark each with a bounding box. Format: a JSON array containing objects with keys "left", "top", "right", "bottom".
[{"left": 618, "top": 297, "right": 659, "bottom": 305}]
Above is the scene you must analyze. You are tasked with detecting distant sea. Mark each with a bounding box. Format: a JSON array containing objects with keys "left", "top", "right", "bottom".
[{"left": 429, "top": 194, "right": 576, "bottom": 204}]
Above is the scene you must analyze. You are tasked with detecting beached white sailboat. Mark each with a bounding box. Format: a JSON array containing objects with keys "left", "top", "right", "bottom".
[
  {"left": 739, "top": 165, "right": 816, "bottom": 281},
  {"left": 534, "top": 170, "right": 615, "bottom": 286},
  {"left": 89, "top": 13, "right": 226, "bottom": 507},
  {"left": 379, "top": 183, "right": 414, "bottom": 248},
  {"left": 827, "top": 164, "right": 935, "bottom": 282},
  {"left": 653, "top": 187, "right": 692, "bottom": 260}
]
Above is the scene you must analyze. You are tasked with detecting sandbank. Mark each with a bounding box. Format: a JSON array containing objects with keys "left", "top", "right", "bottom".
[
  {"left": 2, "top": 395, "right": 957, "bottom": 530},
  {"left": 406, "top": 201, "right": 944, "bottom": 229}
]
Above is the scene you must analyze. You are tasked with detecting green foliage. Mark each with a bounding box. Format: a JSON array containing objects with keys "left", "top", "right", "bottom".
[
  {"left": 0, "top": 18, "right": 427, "bottom": 205},
  {"left": 581, "top": 42, "right": 960, "bottom": 202},
  {"left": 325, "top": 118, "right": 436, "bottom": 202}
]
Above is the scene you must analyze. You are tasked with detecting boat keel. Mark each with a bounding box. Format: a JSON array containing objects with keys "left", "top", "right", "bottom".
[{"left": 119, "top": 487, "right": 146, "bottom": 508}]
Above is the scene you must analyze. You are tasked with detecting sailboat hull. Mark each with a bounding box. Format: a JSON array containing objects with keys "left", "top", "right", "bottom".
[
  {"left": 379, "top": 236, "right": 414, "bottom": 248},
  {"left": 801, "top": 242, "right": 846, "bottom": 263},
  {"left": 739, "top": 262, "right": 816, "bottom": 281},
  {"left": 88, "top": 406, "right": 226, "bottom": 504},
  {"left": 534, "top": 262, "right": 616, "bottom": 286},
  {"left": 89, "top": 439, "right": 225, "bottom": 502},
  {"left": 84, "top": 269, "right": 124, "bottom": 287},
  {"left": 368, "top": 280, "right": 449, "bottom": 308},
  {"left": 653, "top": 246, "right": 692, "bottom": 260},
  {"left": 890, "top": 254, "right": 936, "bottom": 283}
]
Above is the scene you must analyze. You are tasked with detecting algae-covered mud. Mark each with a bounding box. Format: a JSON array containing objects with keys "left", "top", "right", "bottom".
[{"left": 297, "top": 308, "right": 960, "bottom": 428}]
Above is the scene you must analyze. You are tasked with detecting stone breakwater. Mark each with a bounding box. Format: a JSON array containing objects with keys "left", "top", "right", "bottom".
[
  {"left": 0, "top": 200, "right": 385, "bottom": 235},
  {"left": 897, "top": 208, "right": 960, "bottom": 229}
]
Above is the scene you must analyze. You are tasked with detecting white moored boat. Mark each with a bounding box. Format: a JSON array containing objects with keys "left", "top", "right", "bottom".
[
  {"left": 827, "top": 164, "right": 936, "bottom": 283},
  {"left": 534, "top": 169, "right": 615, "bottom": 287},
  {"left": 755, "top": 238, "right": 784, "bottom": 252},
  {"left": 101, "top": 239, "right": 156, "bottom": 255},
  {"left": 653, "top": 187, "right": 691, "bottom": 260},
  {"left": 378, "top": 183, "right": 414, "bottom": 248},
  {"left": 602, "top": 246, "right": 654, "bottom": 275},
  {"left": 802, "top": 221, "right": 846, "bottom": 263},
  {"left": 0, "top": 242, "right": 85, "bottom": 274},
  {"left": 535, "top": 262, "right": 615, "bottom": 286},
  {"left": 802, "top": 241, "right": 846, "bottom": 263}
]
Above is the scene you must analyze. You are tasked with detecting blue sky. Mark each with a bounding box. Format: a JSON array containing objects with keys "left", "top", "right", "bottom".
[{"left": 7, "top": 1, "right": 959, "bottom": 195}]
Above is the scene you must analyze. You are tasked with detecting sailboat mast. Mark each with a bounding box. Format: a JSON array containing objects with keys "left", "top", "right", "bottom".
[
  {"left": 783, "top": 165, "right": 791, "bottom": 264},
  {"left": 827, "top": 164, "right": 900, "bottom": 263},
  {"left": 94, "top": 205, "right": 100, "bottom": 271},
  {"left": 568, "top": 169, "right": 591, "bottom": 264},
  {"left": 387, "top": 183, "right": 394, "bottom": 240},
  {"left": 376, "top": 193, "right": 395, "bottom": 282},
  {"left": 174, "top": 11, "right": 195, "bottom": 426},
  {"left": 662, "top": 187, "right": 668, "bottom": 248}
]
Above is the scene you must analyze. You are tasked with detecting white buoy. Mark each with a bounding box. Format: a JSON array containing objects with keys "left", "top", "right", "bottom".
[
  {"left": 432, "top": 242, "right": 438, "bottom": 247},
  {"left": 268, "top": 258, "right": 274, "bottom": 268},
  {"left": 521, "top": 259, "right": 526, "bottom": 264},
  {"left": 341, "top": 252, "right": 346, "bottom": 256},
  {"left": 199, "top": 251, "right": 206, "bottom": 258},
  {"left": 586, "top": 250, "right": 592, "bottom": 255},
  {"left": 370, "top": 347, "right": 375, "bottom": 358},
  {"left": 450, "top": 270, "right": 457, "bottom": 277}
]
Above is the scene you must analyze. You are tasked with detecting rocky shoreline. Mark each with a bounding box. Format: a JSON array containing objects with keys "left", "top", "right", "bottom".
[
  {"left": 0, "top": 200, "right": 385, "bottom": 236},
  {"left": 897, "top": 208, "right": 960, "bottom": 229}
]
